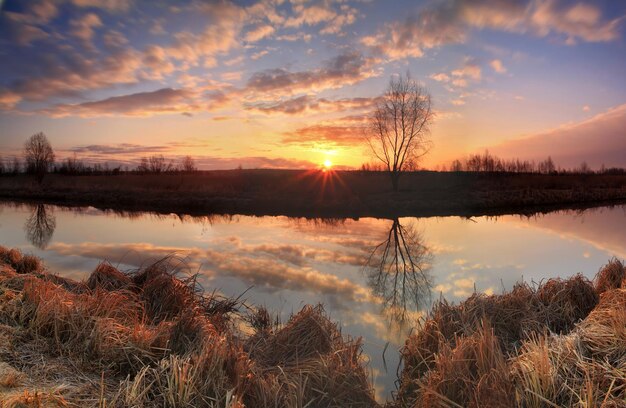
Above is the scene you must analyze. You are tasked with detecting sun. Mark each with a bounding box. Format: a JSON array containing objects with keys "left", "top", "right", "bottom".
[{"left": 323, "top": 159, "right": 333, "bottom": 170}]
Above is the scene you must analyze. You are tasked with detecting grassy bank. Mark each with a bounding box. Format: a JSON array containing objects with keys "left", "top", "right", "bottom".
[
  {"left": 1, "top": 170, "right": 625, "bottom": 218},
  {"left": 0, "top": 247, "right": 624, "bottom": 407}
]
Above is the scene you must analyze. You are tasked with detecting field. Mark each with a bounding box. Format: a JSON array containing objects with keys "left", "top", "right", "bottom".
[
  {"left": 0, "top": 246, "right": 624, "bottom": 407},
  {"left": 1, "top": 170, "right": 626, "bottom": 218}
]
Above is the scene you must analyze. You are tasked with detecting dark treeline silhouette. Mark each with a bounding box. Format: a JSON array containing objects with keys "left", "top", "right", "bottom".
[
  {"left": 360, "top": 151, "right": 625, "bottom": 175},
  {"left": 54, "top": 154, "right": 198, "bottom": 175},
  {"left": 448, "top": 150, "right": 625, "bottom": 175},
  {"left": 1, "top": 132, "right": 200, "bottom": 177}
]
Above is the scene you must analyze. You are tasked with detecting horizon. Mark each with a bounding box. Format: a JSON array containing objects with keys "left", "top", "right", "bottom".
[{"left": 1, "top": 0, "right": 625, "bottom": 170}]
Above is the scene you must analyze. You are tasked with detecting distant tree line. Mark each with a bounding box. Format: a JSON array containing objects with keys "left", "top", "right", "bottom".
[
  {"left": 359, "top": 150, "right": 625, "bottom": 175},
  {"left": 448, "top": 151, "right": 625, "bottom": 175},
  {"left": 1, "top": 132, "right": 199, "bottom": 179}
]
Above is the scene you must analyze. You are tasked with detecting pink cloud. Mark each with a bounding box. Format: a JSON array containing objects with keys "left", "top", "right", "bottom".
[{"left": 490, "top": 103, "right": 626, "bottom": 168}]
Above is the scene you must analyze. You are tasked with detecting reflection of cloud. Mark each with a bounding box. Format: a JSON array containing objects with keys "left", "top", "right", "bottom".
[
  {"left": 506, "top": 206, "right": 626, "bottom": 259},
  {"left": 434, "top": 263, "right": 524, "bottom": 300},
  {"left": 46, "top": 241, "right": 378, "bottom": 305}
]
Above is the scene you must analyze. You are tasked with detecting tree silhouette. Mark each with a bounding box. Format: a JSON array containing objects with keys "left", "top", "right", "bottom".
[
  {"left": 364, "top": 218, "right": 432, "bottom": 326},
  {"left": 24, "top": 132, "right": 55, "bottom": 183},
  {"left": 181, "top": 155, "right": 197, "bottom": 172},
  {"left": 24, "top": 205, "right": 56, "bottom": 249},
  {"left": 366, "top": 74, "right": 434, "bottom": 191}
]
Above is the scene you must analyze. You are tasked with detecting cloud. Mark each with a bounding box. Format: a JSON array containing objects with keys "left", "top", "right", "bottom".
[
  {"left": 250, "top": 49, "right": 269, "bottom": 60},
  {"left": 221, "top": 71, "right": 243, "bottom": 81},
  {"left": 452, "top": 57, "right": 482, "bottom": 81},
  {"left": 490, "top": 103, "right": 626, "bottom": 168},
  {"left": 281, "top": 122, "right": 366, "bottom": 147},
  {"left": 363, "top": 0, "right": 624, "bottom": 60},
  {"left": 62, "top": 142, "right": 322, "bottom": 169},
  {"left": 245, "top": 24, "right": 275, "bottom": 42},
  {"left": 154, "top": 2, "right": 245, "bottom": 68},
  {"left": 430, "top": 73, "right": 451, "bottom": 82},
  {"left": 103, "top": 30, "right": 129, "bottom": 49},
  {"left": 246, "top": 51, "right": 378, "bottom": 96},
  {"left": 362, "top": 1, "right": 466, "bottom": 60},
  {"left": 0, "top": 90, "right": 21, "bottom": 110},
  {"left": 70, "top": 12, "right": 103, "bottom": 41},
  {"left": 284, "top": 2, "right": 358, "bottom": 35},
  {"left": 0, "top": 8, "right": 51, "bottom": 46},
  {"left": 489, "top": 59, "right": 507, "bottom": 73},
  {"left": 193, "top": 156, "right": 318, "bottom": 170},
  {"left": 70, "top": 143, "right": 170, "bottom": 155},
  {"left": 37, "top": 82, "right": 235, "bottom": 117},
  {"left": 245, "top": 95, "right": 378, "bottom": 115},
  {"left": 276, "top": 32, "right": 312, "bottom": 42},
  {"left": 40, "top": 88, "right": 199, "bottom": 117},
  {"left": 70, "top": 0, "right": 133, "bottom": 13},
  {"left": 0, "top": 46, "right": 145, "bottom": 106}
]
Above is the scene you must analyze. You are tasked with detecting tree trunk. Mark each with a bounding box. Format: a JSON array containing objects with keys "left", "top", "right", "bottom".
[{"left": 390, "top": 171, "right": 400, "bottom": 192}]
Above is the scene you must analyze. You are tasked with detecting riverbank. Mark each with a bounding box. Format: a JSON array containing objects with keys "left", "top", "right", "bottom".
[
  {"left": 0, "top": 247, "right": 624, "bottom": 406},
  {"left": 1, "top": 170, "right": 625, "bottom": 218}
]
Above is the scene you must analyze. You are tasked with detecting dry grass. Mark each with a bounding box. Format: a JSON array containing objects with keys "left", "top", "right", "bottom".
[
  {"left": 1, "top": 245, "right": 623, "bottom": 407},
  {"left": 395, "top": 259, "right": 626, "bottom": 408},
  {"left": 0, "top": 246, "right": 378, "bottom": 407},
  {"left": 594, "top": 258, "right": 625, "bottom": 295}
]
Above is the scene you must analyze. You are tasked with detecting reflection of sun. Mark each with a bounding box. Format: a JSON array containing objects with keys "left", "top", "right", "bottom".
[{"left": 323, "top": 159, "right": 332, "bottom": 170}]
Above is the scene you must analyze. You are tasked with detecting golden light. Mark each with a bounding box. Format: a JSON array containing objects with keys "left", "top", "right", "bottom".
[{"left": 323, "top": 159, "right": 333, "bottom": 170}]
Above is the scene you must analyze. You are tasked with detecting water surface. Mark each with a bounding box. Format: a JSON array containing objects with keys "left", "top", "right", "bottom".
[{"left": 0, "top": 201, "right": 624, "bottom": 400}]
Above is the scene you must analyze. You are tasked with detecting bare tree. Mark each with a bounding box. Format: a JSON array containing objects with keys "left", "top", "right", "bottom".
[
  {"left": 366, "top": 74, "right": 434, "bottom": 191},
  {"left": 24, "top": 132, "right": 55, "bottom": 183},
  {"left": 181, "top": 155, "right": 197, "bottom": 172},
  {"left": 148, "top": 155, "right": 172, "bottom": 173}
]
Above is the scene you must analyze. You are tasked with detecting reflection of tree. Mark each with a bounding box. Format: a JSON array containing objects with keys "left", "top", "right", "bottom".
[
  {"left": 364, "top": 218, "right": 432, "bottom": 326},
  {"left": 24, "top": 205, "right": 56, "bottom": 249}
]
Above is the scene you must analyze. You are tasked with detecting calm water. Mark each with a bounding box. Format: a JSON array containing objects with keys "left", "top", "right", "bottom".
[{"left": 1, "top": 201, "right": 624, "bottom": 400}]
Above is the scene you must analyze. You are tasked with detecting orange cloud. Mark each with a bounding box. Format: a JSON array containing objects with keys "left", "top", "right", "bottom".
[{"left": 246, "top": 95, "right": 378, "bottom": 115}]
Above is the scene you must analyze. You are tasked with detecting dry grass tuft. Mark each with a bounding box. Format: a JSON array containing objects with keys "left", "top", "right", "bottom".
[
  {"left": 86, "top": 262, "right": 132, "bottom": 292},
  {"left": 243, "top": 304, "right": 377, "bottom": 408},
  {"left": 0, "top": 362, "right": 24, "bottom": 389},
  {"left": 594, "top": 258, "right": 625, "bottom": 295},
  {"left": 416, "top": 322, "right": 514, "bottom": 408},
  {"left": 396, "top": 261, "right": 623, "bottom": 408},
  {"left": 0, "top": 389, "right": 69, "bottom": 408},
  {"left": 0, "top": 248, "right": 378, "bottom": 407},
  {"left": 0, "top": 247, "right": 42, "bottom": 275},
  {"left": 536, "top": 273, "right": 598, "bottom": 333}
]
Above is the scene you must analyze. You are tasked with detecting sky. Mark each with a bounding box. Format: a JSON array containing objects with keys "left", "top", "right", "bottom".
[{"left": 0, "top": 0, "right": 625, "bottom": 170}]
